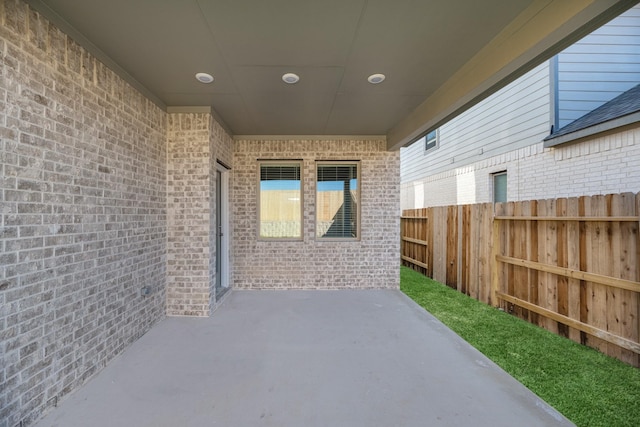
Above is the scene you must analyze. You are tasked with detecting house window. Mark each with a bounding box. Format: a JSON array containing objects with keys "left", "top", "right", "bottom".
[
  {"left": 259, "top": 162, "right": 302, "bottom": 239},
  {"left": 316, "top": 162, "right": 360, "bottom": 239},
  {"left": 424, "top": 129, "right": 438, "bottom": 152},
  {"left": 493, "top": 171, "right": 507, "bottom": 203}
]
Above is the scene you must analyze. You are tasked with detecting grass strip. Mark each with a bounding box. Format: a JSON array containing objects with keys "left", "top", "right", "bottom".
[{"left": 400, "top": 266, "right": 640, "bottom": 427}]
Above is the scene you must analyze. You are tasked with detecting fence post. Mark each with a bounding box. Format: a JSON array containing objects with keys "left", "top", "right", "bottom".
[{"left": 491, "top": 215, "right": 500, "bottom": 307}]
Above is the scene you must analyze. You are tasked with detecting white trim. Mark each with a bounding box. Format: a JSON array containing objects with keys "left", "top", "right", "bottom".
[{"left": 544, "top": 112, "right": 640, "bottom": 147}]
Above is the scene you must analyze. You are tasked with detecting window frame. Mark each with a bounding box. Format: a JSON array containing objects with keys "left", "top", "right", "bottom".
[
  {"left": 424, "top": 129, "right": 439, "bottom": 153},
  {"left": 315, "top": 161, "right": 361, "bottom": 241},
  {"left": 257, "top": 160, "right": 303, "bottom": 241},
  {"left": 492, "top": 170, "right": 508, "bottom": 204}
]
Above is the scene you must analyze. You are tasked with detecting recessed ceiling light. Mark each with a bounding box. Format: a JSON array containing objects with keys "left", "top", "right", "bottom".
[
  {"left": 282, "top": 73, "right": 300, "bottom": 84},
  {"left": 367, "top": 73, "right": 386, "bottom": 84},
  {"left": 195, "top": 72, "right": 214, "bottom": 84}
]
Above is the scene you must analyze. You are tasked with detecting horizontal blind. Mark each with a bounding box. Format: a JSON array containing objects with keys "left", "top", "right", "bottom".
[
  {"left": 261, "top": 165, "right": 300, "bottom": 181},
  {"left": 317, "top": 165, "right": 356, "bottom": 182}
]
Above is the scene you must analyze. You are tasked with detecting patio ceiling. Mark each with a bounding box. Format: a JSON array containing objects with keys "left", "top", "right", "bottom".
[{"left": 26, "top": 0, "right": 638, "bottom": 150}]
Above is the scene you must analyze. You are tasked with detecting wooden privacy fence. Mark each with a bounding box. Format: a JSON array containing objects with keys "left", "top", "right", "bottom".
[{"left": 401, "top": 192, "right": 640, "bottom": 367}]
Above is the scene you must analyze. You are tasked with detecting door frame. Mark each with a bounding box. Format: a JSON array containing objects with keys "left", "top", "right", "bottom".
[{"left": 216, "top": 161, "right": 230, "bottom": 292}]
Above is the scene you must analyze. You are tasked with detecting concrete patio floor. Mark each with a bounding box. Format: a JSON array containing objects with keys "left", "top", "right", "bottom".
[{"left": 33, "top": 290, "right": 574, "bottom": 427}]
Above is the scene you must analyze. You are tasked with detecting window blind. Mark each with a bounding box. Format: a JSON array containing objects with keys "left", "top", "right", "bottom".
[
  {"left": 317, "top": 165, "right": 356, "bottom": 182},
  {"left": 260, "top": 165, "right": 300, "bottom": 181}
]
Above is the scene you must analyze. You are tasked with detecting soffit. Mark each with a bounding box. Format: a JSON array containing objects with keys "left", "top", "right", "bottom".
[{"left": 26, "top": 0, "right": 638, "bottom": 149}]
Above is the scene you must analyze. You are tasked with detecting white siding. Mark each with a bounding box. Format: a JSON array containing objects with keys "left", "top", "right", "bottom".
[
  {"left": 557, "top": 5, "right": 640, "bottom": 128},
  {"left": 401, "top": 61, "right": 550, "bottom": 183}
]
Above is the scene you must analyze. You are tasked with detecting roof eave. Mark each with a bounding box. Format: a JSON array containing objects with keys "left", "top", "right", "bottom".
[{"left": 543, "top": 111, "right": 640, "bottom": 148}]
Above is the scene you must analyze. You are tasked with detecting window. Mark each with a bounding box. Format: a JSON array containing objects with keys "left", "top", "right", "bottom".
[
  {"left": 259, "top": 162, "right": 302, "bottom": 239},
  {"left": 316, "top": 162, "right": 359, "bottom": 239},
  {"left": 493, "top": 171, "right": 507, "bottom": 203},
  {"left": 424, "top": 129, "right": 438, "bottom": 152}
]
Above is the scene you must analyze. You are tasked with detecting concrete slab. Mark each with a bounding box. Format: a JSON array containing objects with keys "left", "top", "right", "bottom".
[{"left": 33, "top": 290, "right": 574, "bottom": 427}]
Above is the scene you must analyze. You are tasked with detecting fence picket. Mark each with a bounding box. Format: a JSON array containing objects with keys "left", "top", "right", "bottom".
[
  {"left": 446, "top": 206, "right": 458, "bottom": 288},
  {"left": 609, "top": 194, "right": 624, "bottom": 362},
  {"left": 613, "top": 193, "right": 639, "bottom": 365},
  {"left": 433, "top": 207, "right": 447, "bottom": 284},
  {"left": 528, "top": 200, "right": 540, "bottom": 325},
  {"left": 566, "top": 197, "right": 582, "bottom": 344},
  {"left": 479, "top": 203, "right": 493, "bottom": 304},
  {"left": 537, "top": 199, "right": 557, "bottom": 332},
  {"left": 461, "top": 205, "right": 471, "bottom": 295},
  {"left": 556, "top": 198, "right": 569, "bottom": 338},
  {"left": 589, "top": 195, "right": 609, "bottom": 354},
  {"left": 512, "top": 201, "right": 528, "bottom": 319}
]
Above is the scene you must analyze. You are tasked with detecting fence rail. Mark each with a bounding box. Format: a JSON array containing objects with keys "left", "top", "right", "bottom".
[{"left": 401, "top": 192, "right": 640, "bottom": 367}]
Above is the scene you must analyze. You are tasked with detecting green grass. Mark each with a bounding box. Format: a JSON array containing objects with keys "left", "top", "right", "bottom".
[{"left": 400, "top": 266, "right": 640, "bottom": 427}]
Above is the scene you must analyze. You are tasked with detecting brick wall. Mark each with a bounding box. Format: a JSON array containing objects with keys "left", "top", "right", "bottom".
[
  {"left": 233, "top": 138, "right": 400, "bottom": 289},
  {"left": 517, "top": 127, "right": 640, "bottom": 201},
  {"left": 401, "top": 125, "right": 640, "bottom": 209},
  {"left": 0, "top": 1, "right": 167, "bottom": 425},
  {"left": 166, "top": 113, "right": 233, "bottom": 317}
]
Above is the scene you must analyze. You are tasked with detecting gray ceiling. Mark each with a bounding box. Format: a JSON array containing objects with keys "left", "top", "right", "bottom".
[{"left": 26, "top": 0, "right": 637, "bottom": 146}]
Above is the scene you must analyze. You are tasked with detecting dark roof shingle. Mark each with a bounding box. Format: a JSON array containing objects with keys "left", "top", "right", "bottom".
[{"left": 545, "top": 83, "right": 640, "bottom": 142}]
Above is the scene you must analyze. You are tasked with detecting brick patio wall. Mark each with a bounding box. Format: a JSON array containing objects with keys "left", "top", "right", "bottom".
[
  {"left": 0, "top": 1, "right": 167, "bottom": 425},
  {"left": 233, "top": 138, "right": 400, "bottom": 289},
  {"left": 166, "top": 113, "right": 233, "bottom": 316}
]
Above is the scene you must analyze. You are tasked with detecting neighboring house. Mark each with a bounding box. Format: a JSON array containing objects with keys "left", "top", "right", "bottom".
[{"left": 401, "top": 5, "right": 640, "bottom": 209}]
